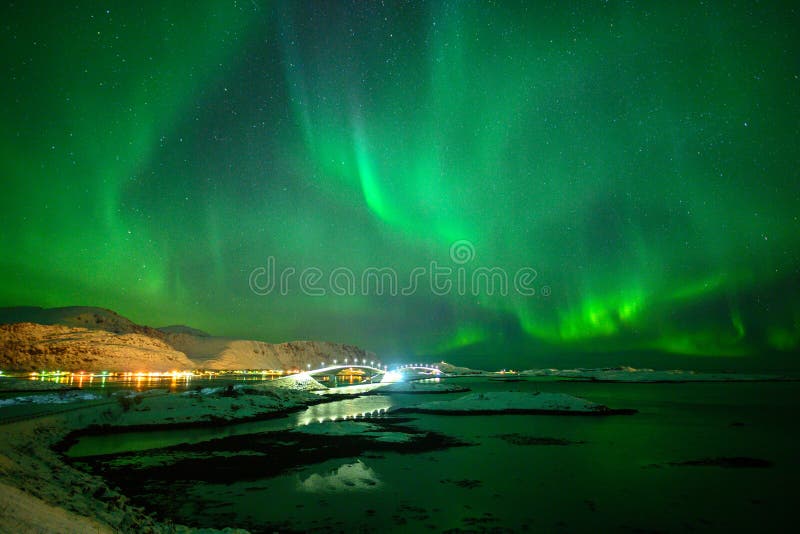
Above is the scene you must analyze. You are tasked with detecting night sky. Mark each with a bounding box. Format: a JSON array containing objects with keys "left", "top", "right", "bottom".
[{"left": 2, "top": 1, "right": 799, "bottom": 369}]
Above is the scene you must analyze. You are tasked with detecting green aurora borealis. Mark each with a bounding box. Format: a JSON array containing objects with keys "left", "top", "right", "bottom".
[{"left": 2, "top": 1, "right": 799, "bottom": 368}]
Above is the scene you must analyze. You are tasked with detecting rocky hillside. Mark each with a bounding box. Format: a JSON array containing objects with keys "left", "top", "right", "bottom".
[
  {"left": 0, "top": 323, "right": 194, "bottom": 372},
  {"left": 0, "top": 306, "right": 376, "bottom": 371},
  {"left": 202, "top": 340, "right": 375, "bottom": 370},
  {"left": 0, "top": 306, "right": 165, "bottom": 338},
  {"left": 157, "top": 325, "right": 211, "bottom": 337}
]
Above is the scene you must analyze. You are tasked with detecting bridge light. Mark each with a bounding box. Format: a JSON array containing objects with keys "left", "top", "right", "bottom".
[{"left": 383, "top": 370, "right": 403, "bottom": 383}]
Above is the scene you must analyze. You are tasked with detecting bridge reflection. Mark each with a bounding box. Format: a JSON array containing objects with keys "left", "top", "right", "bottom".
[{"left": 296, "top": 396, "right": 393, "bottom": 426}]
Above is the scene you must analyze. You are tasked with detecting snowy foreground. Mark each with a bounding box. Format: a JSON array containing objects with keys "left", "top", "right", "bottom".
[
  {"left": 393, "top": 391, "right": 635, "bottom": 415},
  {"left": 0, "top": 372, "right": 651, "bottom": 532},
  {"left": 97, "top": 374, "right": 338, "bottom": 428},
  {"left": 0, "top": 399, "right": 263, "bottom": 532},
  {"left": 520, "top": 367, "right": 788, "bottom": 382},
  {"left": 101, "top": 387, "right": 319, "bottom": 429}
]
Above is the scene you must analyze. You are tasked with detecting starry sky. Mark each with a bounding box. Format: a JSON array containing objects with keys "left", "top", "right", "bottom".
[{"left": 2, "top": 1, "right": 799, "bottom": 370}]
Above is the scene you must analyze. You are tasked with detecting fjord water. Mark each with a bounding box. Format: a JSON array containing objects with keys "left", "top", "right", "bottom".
[{"left": 69, "top": 379, "right": 800, "bottom": 532}]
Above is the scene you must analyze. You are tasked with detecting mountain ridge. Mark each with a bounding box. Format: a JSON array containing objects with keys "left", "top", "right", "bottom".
[{"left": 0, "top": 306, "right": 376, "bottom": 371}]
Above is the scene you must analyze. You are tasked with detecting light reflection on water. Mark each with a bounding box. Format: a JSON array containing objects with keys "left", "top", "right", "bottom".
[
  {"left": 296, "top": 396, "right": 392, "bottom": 426},
  {"left": 296, "top": 460, "right": 382, "bottom": 493}
]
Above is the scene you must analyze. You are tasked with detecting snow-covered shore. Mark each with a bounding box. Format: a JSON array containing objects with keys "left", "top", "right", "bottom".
[
  {"left": 368, "top": 380, "right": 470, "bottom": 394},
  {"left": 520, "top": 366, "right": 790, "bottom": 382},
  {"left": 293, "top": 420, "right": 416, "bottom": 443},
  {"left": 0, "top": 381, "right": 334, "bottom": 532},
  {"left": 0, "top": 376, "right": 635, "bottom": 531},
  {"left": 84, "top": 386, "right": 320, "bottom": 430},
  {"left": 392, "top": 391, "right": 636, "bottom": 415},
  {"left": 0, "top": 390, "right": 101, "bottom": 408},
  {"left": 0, "top": 406, "right": 252, "bottom": 533}
]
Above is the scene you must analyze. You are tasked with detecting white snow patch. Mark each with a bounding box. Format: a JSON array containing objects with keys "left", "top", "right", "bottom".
[
  {"left": 410, "top": 391, "right": 606, "bottom": 413},
  {"left": 0, "top": 392, "right": 101, "bottom": 407},
  {"left": 520, "top": 367, "right": 785, "bottom": 382},
  {"left": 247, "top": 373, "right": 327, "bottom": 392},
  {"left": 294, "top": 420, "right": 381, "bottom": 435},
  {"left": 108, "top": 388, "right": 318, "bottom": 427},
  {"left": 377, "top": 380, "right": 467, "bottom": 393},
  {"left": 293, "top": 420, "right": 415, "bottom": 442}
]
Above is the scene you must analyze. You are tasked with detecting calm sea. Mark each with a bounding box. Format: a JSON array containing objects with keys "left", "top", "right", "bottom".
[{"left": 66, "top": 378, "right": 800, "bottom": 532}]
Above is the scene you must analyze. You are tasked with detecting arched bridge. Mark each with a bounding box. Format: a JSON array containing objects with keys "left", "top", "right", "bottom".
[
  {"left": 297, "top": 363, "right": 445, "bottom": 385},
  {"left": 381, "top": 364, "right": 445, "bottom": 383},
  {"left": 306, "top": 364, "right": 387, "bottom": 376},
  {"left": 391, "top": 364, "right": 443, "bottom": 374},
  {"left": 300, "top": 365, "right": 386, "bottom": 386}
]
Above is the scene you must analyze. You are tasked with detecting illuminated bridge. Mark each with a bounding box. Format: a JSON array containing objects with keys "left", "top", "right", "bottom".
[
  {"left": 298, "top": 363, "right": 445, "bottom": 385},
  {"left": 382, "top": 364, "right": 444, "bottom": 382}
]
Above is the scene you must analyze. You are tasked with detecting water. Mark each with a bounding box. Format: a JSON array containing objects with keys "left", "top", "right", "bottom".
[
  {"left": 65, "top": 379, "right": 800, "bottom": 532},
  {"left": 7, "top": 372, "right": 373, "bottom": 393},
  {"left": 0, "top": 374, "right": 372, "bottom": 424}
]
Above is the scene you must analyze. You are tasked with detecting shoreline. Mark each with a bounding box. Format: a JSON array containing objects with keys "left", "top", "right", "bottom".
[
  {"left": 3, "top": 379, "right": 794, "bottom": 531},
  {"left": 0, "top": 387, "right": 340, "bottom": 533},
  {"left": 0, "top": 408, "right": 179, "bottom": 532},
  {"left": 56, "top": 394, "right": 344, "bottom": 441}
]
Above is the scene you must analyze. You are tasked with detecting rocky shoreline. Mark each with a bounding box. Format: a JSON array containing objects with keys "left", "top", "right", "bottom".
[
  {"left": 0, "top": 385, "right": 340, "bottom": 533},
  {"left": 0, "top": 383, "right": 640, "bottom": 531},
  {"left": 0, "top": 382, "right": 477, "bottom": 532}
]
